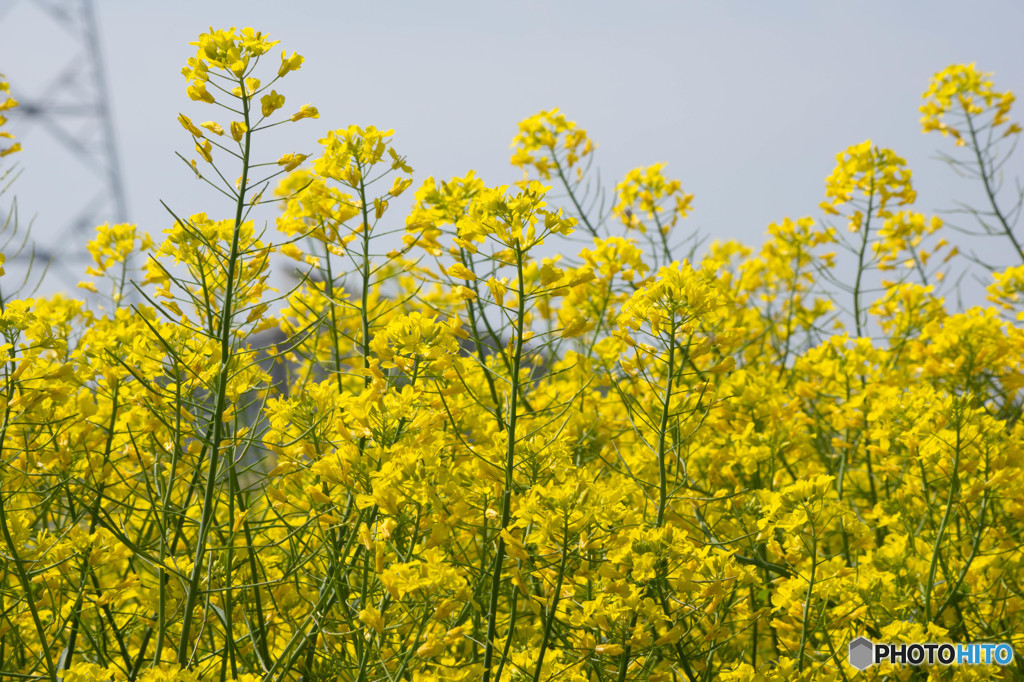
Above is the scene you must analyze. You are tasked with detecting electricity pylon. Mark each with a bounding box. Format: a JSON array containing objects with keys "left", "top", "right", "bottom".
[{"left": 1, "top": 0, "right": 127, "bottom": 287}]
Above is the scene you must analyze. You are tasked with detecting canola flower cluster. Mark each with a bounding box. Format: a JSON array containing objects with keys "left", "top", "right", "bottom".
[{"left": 1, "top": 28, "right": 1023, "bottom": 682}]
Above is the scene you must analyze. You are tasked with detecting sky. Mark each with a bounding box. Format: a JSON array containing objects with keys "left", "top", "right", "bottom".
[{"left": 1, "top": 0, "right": 1023, "bottom": 303}]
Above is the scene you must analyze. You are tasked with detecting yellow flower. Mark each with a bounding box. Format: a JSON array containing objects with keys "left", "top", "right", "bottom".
[
  {"left": 921, "top": 63, "right": 1017, "bottom": 142},
  {"left": 0, "top": 75, "right": 20, "bottom": 158},
  {"left": 186, "top": 81, "right": 215, "bottom": 103},
  {"left": 85, "top": 223, "right": 154, "bottom": 276},
  {"left": 453, "top": 285, "right": 477, "bottom": 301},
  {"left": 260, "top": 89, "right": 285, "bottom": 117},
  {"left": 561, "top": 316, "right": 588, "bottom": 338},
  {"left": 196, "top": 139, "right": 213, "bottom": 163},
  {"left": 177, "top": 113, "right": 204, "bottom": 138},
  {"left": 821, "top": 140, "right": 915, "bottom": 218},
  {"left": 200, "top": 120, "right": 224, "bottom": 135},
  {"left": 487, "top": 277, "right": 508, "bottom": 306},
  {"left": 278, "top": 50, "right": 304, "bottom": 77},
  {"left": 595, "top": 643, "right": 625, "bottom": 656},
  {"left": 290, "top": 103, "right": 319, "bottom": 122},
  {"left": 446, "top": 262, "right": 477, "bottom": 281},
  {"left": 230, "top": 120, "right": 247, "bottom": 142},
  {"left": 313, "top": 125, "right": 401, "bottom": 187},
  {"left": 512, "top": 108, "right": 595, "bottom": 180},
  {"left": 359, "top": 606, "right": 385, "bottom": 634},
  {"left": 613, "top": 163, "right": 693, "bottom": 234},
  {"left": 277, "top": 152, "right": 308, "bottom": 171}
]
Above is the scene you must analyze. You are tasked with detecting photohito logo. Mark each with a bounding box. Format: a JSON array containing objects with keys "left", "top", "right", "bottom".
[{"left": 848, "top": 637, "right": 1014, "bottom": 670}]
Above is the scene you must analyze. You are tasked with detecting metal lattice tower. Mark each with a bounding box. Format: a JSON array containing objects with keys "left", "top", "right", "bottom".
[{"left": 1, "top": 0, "right": 127, "bottom": 286}]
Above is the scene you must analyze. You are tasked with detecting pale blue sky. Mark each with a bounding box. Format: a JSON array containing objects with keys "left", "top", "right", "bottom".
[{"left": 2, "top": 0, "right": 1023, "bottom": 299}]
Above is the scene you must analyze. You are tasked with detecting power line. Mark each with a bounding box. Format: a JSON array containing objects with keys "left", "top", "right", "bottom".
[{"left": 2, "top": 0, "right": 127, "bottom": 286}]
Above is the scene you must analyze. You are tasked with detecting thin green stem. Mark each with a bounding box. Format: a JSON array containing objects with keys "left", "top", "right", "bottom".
[
  {"left": 0, "top": 366, "right": 57, "bottom": 681},
  {"left": 964, "top": 107, "right": 1024, "bottom": 264},
  {"left": 482, "top": 243, "right": 527, "bottom": 682},
  {"left": 926, "top": 409, "right": 962, "bottom": 625},
  {"left": 797, "top": 523, "right": 818, "bottom": 671},
  {"left": 656, "top": 321, "right": 676, "bottom": 528},
  {"left": 531, "top": 515, "right": 571, "bottom": 682},
  {"left": 851, "top": 176, "right": 875, "bottom": 339},
  {"left": 176, "top": 77, "right": 253, "bottom": 667}
]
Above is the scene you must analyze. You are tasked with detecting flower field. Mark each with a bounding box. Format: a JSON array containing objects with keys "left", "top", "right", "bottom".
[{"left": 1, "top": 28, "right": 1023, "bottom": 681}]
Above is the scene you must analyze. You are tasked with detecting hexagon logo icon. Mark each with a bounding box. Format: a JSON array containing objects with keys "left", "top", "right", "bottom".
[{"left": 849, "top": 637, "right": 874, "bottom": 671}]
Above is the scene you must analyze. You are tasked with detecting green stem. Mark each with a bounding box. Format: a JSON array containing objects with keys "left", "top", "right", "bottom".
[
  {"left": 797, "top": 524, "right": 818, "bottom": 671},
  {"left": 482, "top": 244, "right": 527, "bottom": 682},
  {"left": 0, "top": 367, "right": 57, "bottom": 680},
  {"left": 926, "top": 409, "right": 962, "bottom": 625},
  {"left": 531, "top": 515, "right": 572, "bottom": 682},
  {"left": 61, "top": 386, "right": 121, "bottom": 676},
  {"left": 358, "top": 171, "right": 372, "bottom": 384},
  {"left": 650, "top": 204, "right": 673, "bottom": 267},
  {"left": 964, "top": 107, "right": 1024, "bottom": 264},
  {"left": 548, "top": 144, "right": 598, "bottom": 238},
  {"left": 655, "top": 321, "right": 676, "bottom": 528},
  {"left": 851, "top": 175, "right": 875, "bottom": 339},
  {"left": 176, "top": 78, "right": 253, "bottom": 668}
]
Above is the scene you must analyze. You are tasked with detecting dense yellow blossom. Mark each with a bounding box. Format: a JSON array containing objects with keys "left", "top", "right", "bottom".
[
  {"left": 511, "top": 108, "right": 594, "bottom": 181},
  {"left": 2, "top": 26, "right": 1024, "bottom": 682},
  {"left": 921, "top": 63, "right": 1021, "bottom": 143}
]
